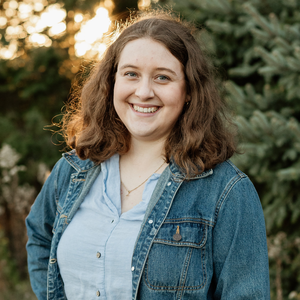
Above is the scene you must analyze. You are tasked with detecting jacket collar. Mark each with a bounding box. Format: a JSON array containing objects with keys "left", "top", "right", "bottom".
[
  {"left": 169, "top": 159, "right": 213, "bottom": 180},
  {"left": 63, "top": 150, "right": 96, "bottom": 172}
]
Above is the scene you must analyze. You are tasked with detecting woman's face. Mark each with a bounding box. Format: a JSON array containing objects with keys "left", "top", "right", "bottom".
[{"left": 113, "top": 38, "right": 187, "bottom": 143}]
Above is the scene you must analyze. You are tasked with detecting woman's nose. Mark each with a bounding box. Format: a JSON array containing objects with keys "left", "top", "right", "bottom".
[{"left": 134, "top": 78, "right": 155, "bottom": 100}]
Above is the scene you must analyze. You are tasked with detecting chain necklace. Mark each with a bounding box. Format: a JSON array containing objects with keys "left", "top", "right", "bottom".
[{"left": 121, "top": 161, "right": 165, "bottom": 196}]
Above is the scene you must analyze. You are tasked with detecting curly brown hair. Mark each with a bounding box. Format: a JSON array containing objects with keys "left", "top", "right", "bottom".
[{"left": 62, "top": 11, "right": 237, "bottom": 177}]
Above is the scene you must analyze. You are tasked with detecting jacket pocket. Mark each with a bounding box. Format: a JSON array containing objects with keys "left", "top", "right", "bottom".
[{"left": 144, "top": 220, "right": 207, "bottom": 291}]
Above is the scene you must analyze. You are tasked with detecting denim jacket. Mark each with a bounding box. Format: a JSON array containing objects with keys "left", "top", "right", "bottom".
[{"left": 26, "top": 150, "right": 270, "bottom": 300}]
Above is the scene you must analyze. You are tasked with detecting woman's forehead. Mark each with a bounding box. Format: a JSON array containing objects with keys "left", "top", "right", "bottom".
[{"left": 117, "top": 38, "right": 183, "bottom": 73}]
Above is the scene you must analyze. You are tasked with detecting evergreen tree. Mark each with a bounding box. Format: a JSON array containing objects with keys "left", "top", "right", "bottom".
[{"left": 163, "top": 0, "right": 300, "bottom": 298}]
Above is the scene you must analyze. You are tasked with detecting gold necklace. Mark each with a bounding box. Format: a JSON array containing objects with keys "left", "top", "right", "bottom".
[{"left": 121, "top": 161, "right": 165, "bottom": 196}]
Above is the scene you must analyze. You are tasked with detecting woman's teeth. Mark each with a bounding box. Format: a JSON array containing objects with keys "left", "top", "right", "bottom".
[{"left": 133, "top": 105, "right": 159, "bottom": 113}]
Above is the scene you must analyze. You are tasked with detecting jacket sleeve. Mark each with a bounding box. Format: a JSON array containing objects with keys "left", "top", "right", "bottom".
[
  {"left": 212, "top": 176, "right": 270, "bottom": 299},
  {"left": 26, "top": 158, "right": 66, "bottom": 300}
]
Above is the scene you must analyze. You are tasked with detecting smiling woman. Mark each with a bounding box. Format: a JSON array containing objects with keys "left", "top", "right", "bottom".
[{"left": 26, "top": 10, "right": 270, "bottom": 300}]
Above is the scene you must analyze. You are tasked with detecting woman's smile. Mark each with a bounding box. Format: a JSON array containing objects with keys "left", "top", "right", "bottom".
[{"left": 132, "top": 104, "right": 159, "bottom": 114}]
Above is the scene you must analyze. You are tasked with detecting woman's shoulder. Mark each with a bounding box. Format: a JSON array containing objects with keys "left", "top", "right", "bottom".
[
  {"left": 195, "top": 159, "right": 249, "bottom": 194},
  {"left": 211, "top": 160, "right": 262, "bottom": 217},
  {"left": 213, "top": 159, "right": 247, "bottom": 181},
  {"left": 190, "top": 160, "right": 260, "bottom": 221},
  {"left": 212, "top": 160, "right": 258, "bottom": 198}
]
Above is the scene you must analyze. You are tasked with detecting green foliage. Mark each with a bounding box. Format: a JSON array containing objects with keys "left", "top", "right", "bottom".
[
  {"left": 0, "top": 230, "right": 35, "bottom": 300},
  {"left": 0, "top": 46, "right": 70, "bottom": 175},
  {"left": 165, "top": 0, "right": 300, "bottom": 298},
  {"left": 0, "top": 230, "right": 19, "bottom": 287}
]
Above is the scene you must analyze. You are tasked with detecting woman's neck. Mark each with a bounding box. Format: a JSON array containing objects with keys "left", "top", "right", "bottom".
[
  {"left": 121, "top": 138, "right": 165, "bottom": 173},
  {"left": 121, "top": 137, "right": 166, "bottom": 171}
]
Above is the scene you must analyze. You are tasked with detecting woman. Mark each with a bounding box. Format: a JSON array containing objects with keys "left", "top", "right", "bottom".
[{"left": 26, "top": 11, "right": 270, "bottom": 300}]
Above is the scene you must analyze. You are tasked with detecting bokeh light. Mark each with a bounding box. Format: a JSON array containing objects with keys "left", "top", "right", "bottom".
[
  {"left": 0, "top": 0, "right": 112, "bottom": 60},
  {"left": 9, "top": 0, "right": 18, "bottom": 9},
  {"left": 74, "top": 7, "right": 111, "bottom": 58},
  {"left": 0, "top": 40, "right": 17, "bottom": 59},
  {"left": 40, "top": 4, "right": 66, "bottom": 27},
  {"left": 0, "top": 16, "right": 8, "bottom": 28},
  {"left": 74, "top": 14, "right": 83, "bottom": 23},
  {"left": 48, "top": 22, "right": 66, "bottom": 36},
  {"left": 33, "top": 2, "right": 44, "bottom": 12},
  {"left": 138, "top": 0, "right": 151, "bottom": 9},
  {"left": 28, "top": 33, "right": 52, "bottom": 47}
]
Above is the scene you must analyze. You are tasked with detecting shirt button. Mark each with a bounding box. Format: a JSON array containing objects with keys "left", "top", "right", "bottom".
[
  {"left": 111, "top": 219, "right": 114, "bottom": 223},
  {"left": 96, "top": 290, "right": 100, "bottom": 297},
  {"left": 148, "top": 219, "right": 153, "bottom": 224},
  {"left": 167, "top": 182, "right": 171, "bottom": 186},
  {"left": 131, "top": 266, "right": 135, "bottom": 271},
  {"left": 96, "top": 252, "right": 101, "bottom": 258}
]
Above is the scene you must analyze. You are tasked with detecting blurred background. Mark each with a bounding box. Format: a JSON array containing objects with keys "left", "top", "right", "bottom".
[{"left": 0, "top": 0, "right": 300, "bottom": 299}]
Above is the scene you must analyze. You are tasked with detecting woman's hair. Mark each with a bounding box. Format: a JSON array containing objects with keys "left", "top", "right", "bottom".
[{"left": 62, "top": 10, "right": 237, "bottom": 177}]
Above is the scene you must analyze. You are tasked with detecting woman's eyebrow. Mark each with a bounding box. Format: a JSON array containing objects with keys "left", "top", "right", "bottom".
[
  {"left": 155, "top": 67, "right": 177, "bottom": 76},
  {"left": 119, "top": 65, "right": 177, "bottom": 76},
  {"left": 119, "top": 64, "right": 138, "bottom": 70}
]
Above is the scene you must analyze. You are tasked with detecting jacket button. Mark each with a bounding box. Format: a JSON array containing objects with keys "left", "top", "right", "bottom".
[
  {"left": 96, "top": 290, "right": 100, "bottom": 297},
  {"left": 148, "top": 219, "right": 153, "bottom": 224},
  {"left": 96, "top": 252, "right": 101, "bottom": 258},
  {"left": 131, "top": 266, "right": 135, "bottom": 271},
  {"left": 173, "top": 233, "right": 182, "bottom": 241},
  {"left": 167, "top": 182, "right": 171, "bottom": 186}
]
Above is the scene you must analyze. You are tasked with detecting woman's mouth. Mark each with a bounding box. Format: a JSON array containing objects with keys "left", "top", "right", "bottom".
[{"left": 133, "top": 105, "right": 159, "bottom": 113}]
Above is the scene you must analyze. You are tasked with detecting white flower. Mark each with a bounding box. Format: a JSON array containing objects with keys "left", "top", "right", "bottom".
[
  {"left": 288, "top": 291, "right": 298, "bottom": 299},
  {"left": 37, "top": 162, "right": 50, "bottom": 184},
  {"left": 0, "top": 144, "right": 20, "bottom": 169}
]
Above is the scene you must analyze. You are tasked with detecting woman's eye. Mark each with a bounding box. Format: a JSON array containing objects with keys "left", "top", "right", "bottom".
[
  {"left": 156, "top": 75, "right": 170, "bottom": 81},
  {"left": 125, "top": 72, "right": 137, "bottom": 78}
]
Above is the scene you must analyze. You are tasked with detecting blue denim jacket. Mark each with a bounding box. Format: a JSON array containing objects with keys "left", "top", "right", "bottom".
[{"left": 26, "top": 150, "right": 270, "bottom": 300}]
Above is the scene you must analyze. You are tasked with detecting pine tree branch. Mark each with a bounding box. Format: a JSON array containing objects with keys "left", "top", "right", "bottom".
[{"left": 243, "top": 3, "right": 274, "bottom": 36}]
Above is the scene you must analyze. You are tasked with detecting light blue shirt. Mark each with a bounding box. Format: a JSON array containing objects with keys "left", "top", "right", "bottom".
[{"left": 57, "top": 154, "right": 160, "bottom": 300}]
